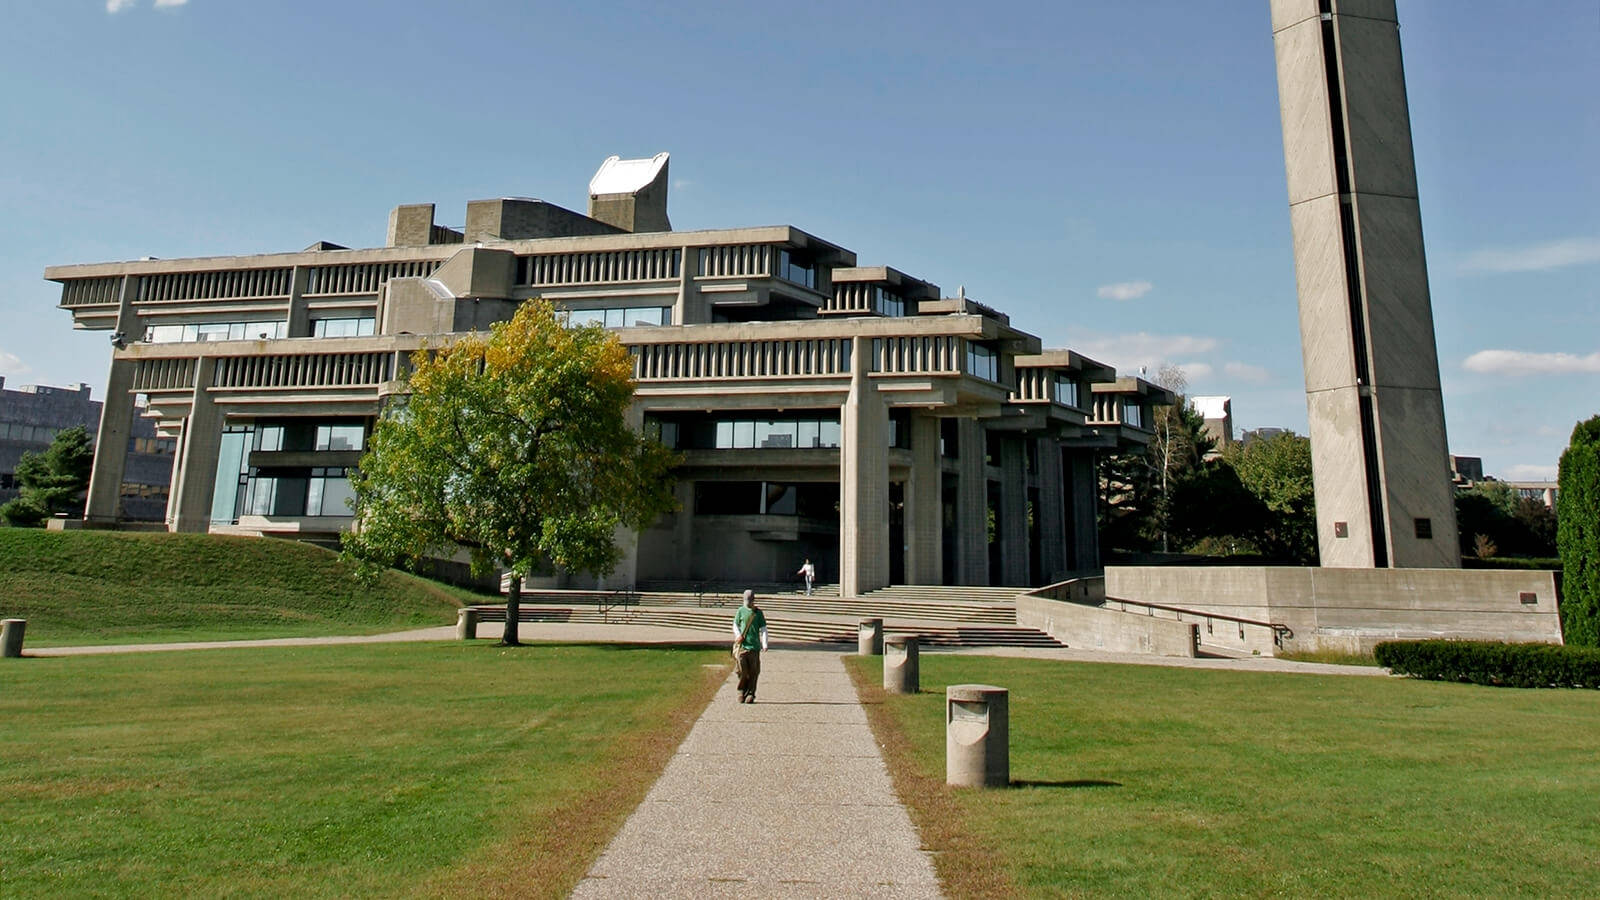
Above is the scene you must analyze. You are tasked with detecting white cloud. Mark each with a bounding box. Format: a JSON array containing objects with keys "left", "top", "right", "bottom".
[
  {"left": 1462, "top": 236, "right": 1600, "bottom": 273},
  {"left": 0, "top": 350, "right": 32, "bottom": 378},
  {"left": 1462, "top": 349, "right": 1600, "bottom": 376},
  {"left": 154, "top": 0, "right": 189, "bottom": 5},
  {"left": 1175, "top": 362, "right": 1213, "bottom": 380},
  {"left": 1503, "top": 464, "right": 1558, "bottom": 481},
  {"left": 1223, "top": 361, "right": 1272, "bottom": 383},
  {"left": 106, "top": 0, "right": 135, "bottom": 11},
  {"left": 1096, "top": 280, "right": 1153, "bottom": 302}
]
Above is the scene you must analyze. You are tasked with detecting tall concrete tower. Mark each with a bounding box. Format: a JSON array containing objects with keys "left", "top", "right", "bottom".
[{"left": 1270, "top": 0, "right": 1459, "bottom": 568}]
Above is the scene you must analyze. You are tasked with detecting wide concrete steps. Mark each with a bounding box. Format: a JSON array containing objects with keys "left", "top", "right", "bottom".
[
  {"left": 504, "top": 587, "right": 1018, "bottom": 625},
  {"left": 471, "top": 604, "right": 1064, "bottom": 649}
]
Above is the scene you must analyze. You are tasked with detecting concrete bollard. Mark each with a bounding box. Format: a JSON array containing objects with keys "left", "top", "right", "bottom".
[
  {"left": 883, "top": 634, "right": 919, "bottom": 694},
  {"left": 858, "top": 618, "right": 884, "bottom": 655},
  {"left": 946, "top": 684, "right": 1009, "bottom": 788},
  {"left": 456, "top": 608, "right": 480, "bottom": 640},
  {"left": 1, "top": 619, "right": 25, "bottom": 658}
]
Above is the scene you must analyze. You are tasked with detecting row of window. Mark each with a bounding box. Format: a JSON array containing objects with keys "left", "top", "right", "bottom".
[
  {"left": 240, "top": 467, "right": 356, "bottom": 518},
  {"left": 562, "top": 306, "right": 672, "bottom": 329},
  {"left": 145, "top": 321, "right": 288, "bottom": 343},
  {"left": 312, "top": 317, "right": 376, "bottom": 338},
  {"left": 119, "top": 482, "right": 169, "bottom": 500},
  {"left": 693, "top": 481, "right": 839, "bottom": 518},
  {"left": 648, "top": 412, "right": 912, "bottom": 451},
  {"left": 0, "top": 422, "right": 70, "bottom": 444},
  {"left": 256, "top": 422, "right": 366, "bottom": 453},
  {"left": 130, "top": 437, "right": 176, "bottom": 455}
]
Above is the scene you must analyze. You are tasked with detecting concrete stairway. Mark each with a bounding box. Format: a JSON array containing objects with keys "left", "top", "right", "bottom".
[{"left": 474, "top": 583, "right": 1064, "bottom": 649}]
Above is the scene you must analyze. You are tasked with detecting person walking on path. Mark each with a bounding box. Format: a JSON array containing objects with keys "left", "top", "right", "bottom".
[
  {"left": 731, "top": 589, "right": 768, "bottom": 703},
  {"left": 797, "top": 558, "right": 816, "bottom": 596}
]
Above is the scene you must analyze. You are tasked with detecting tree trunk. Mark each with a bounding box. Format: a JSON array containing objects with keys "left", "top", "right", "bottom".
[{"left": 501, "top": 573, "right": 522, "bottom": 646}]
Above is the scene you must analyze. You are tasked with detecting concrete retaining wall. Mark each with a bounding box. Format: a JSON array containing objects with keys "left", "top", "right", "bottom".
[
  {"left": 1105, "top": 566, "right": 1564, "bottom": 653},
  {"left": 1017, "top": 592, "right": 1197, "bottom": 657}
]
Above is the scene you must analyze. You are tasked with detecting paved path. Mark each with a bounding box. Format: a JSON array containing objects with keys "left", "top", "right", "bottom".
[
  {"left": 27, "top": 622, "right": 1387, "bottom": 677},
  {"left": 570, "top": 649, "right": 942, "bottom": 899}
]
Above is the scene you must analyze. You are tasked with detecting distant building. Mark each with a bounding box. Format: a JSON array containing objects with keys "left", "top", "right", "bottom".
[
  {"left": 1504, "top": 481, "right": 1558, "bottom": 511},
  {"left": 1191, "top": 395, "right": 1233, "bottom": 453},
  {"left": 0, "top": 376, "right": 173, "bottom": 520},
  {"left": 1450, "top": 455, "right": 1483, "bottom": 486},
  {"left": 1240, "top": 426, "right": 1288, "bottom": 447}
]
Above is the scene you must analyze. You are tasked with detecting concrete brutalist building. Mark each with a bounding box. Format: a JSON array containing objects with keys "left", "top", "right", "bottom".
[
  {"left": 0, "top": 377, "right": 174, "bottom": 520},
  {"left": 45, "top": 153, "right": 1170, "bottom": 594}
]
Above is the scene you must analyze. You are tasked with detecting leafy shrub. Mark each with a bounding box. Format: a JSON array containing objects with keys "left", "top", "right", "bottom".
[{"left": 1374, "top": 640, "right": 1600, "bottom": 689}]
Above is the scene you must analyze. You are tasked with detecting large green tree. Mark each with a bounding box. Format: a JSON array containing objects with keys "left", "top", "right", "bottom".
[
  {"left": 1225, "top": 430, "right": 1318, "bottom": 564},
  {"left": 1099, "top": 366, "right": 1214, "bottom": 554},
  {"left": 0, "top": 426, "right": 94, "bottom": 527},
  {"left": 342, "top": 300, "right": 677, "bottom": 645},
  {"left": 1556, "top": 415, "right": 1600, "bottom": 646}
]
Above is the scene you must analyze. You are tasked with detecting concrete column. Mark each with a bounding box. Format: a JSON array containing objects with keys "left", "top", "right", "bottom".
[
  {"left": 904, "top": 413, "right": 942, "bottom": 584},
  {"left": 85, "top": 359, "right": 137, "bottom": 525},
  {"left": 85, "top": 275, "right": 143, "bottom": 525},
  {"left": 839, "top": 336, "right": 890, "bottom": 596},
  {"left": 997, "top": 435, "right": 1029, "bottom": 586},
  {"left": 953, "top": 419, "right": 988, "bottom": 585},
  {"left": 1271, "top": 0, "right": 1459, "bottom": 568},
  {"left": 170, "top": 358, "right": 222, "bottom": 533},
  {"left": 286, "top": 265, "right": 311, "bottom": 337},
  {"left": 671, "top": 479, "right": 695, "bottom": 580},
  {"left": 1035, "top": 436, "right": 1068, "bottom": 583},
  {"left": 603, "top": 402, "right": 646, "bottom": 589},
  {"left": 1064, "top": 451, "right": 1101, "bottom": 572}
]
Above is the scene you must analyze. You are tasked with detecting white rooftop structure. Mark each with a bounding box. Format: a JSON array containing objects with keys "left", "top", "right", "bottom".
[
  {"left": 589, "top": 153, "right": 670, "bottom": 196},
  {"left": 1191, "top": 395, "right": 1230, "bottom": 420}
]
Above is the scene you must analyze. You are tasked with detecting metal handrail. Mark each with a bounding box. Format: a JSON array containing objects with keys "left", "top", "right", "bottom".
[{"left": 1101, "top": 596, "right": 1294, "bottom": 640}]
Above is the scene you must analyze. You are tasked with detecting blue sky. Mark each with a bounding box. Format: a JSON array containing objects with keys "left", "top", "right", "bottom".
[{"left": 1, "top": 1, "right": 1594, "bottom": 480}]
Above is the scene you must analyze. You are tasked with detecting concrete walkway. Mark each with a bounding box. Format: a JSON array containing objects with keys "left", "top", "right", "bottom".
[{"left": 570, "top": 648, "right": 942, "bottom": 899}]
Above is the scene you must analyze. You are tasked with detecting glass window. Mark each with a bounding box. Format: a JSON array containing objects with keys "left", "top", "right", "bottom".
[
  {"left": 755, "top": 420, "right": 796, "bottom": 449},
  {"left": 1124, "top": 402, "right": 1143, "bottom": 428},
  {"left": 714, "top": 421, "right": 735, "bottom": 449},
  {"left": 797, "top": 420, "right": 819, "bottom": 449},
  {"left": 144, "top": 324, "right": 184, "bottom": 343},
  {"left": 733, "top": 421, "right": 755, "bottom": 449},
  {"left": 256, "top": 426, "right": 284, "bottom": 452},
  {"left": 312, "top": 317, "right": 375, "bottom": 338},
  {"left": 778, "top": 250, "right": 817, "bottom": 289},
  {"left": 873, "top": 286, "right": 904, "bottom": 317},
  {"left": 1054, "top": 375, "right": 1080, "bottom": 408},
  {"left": 966, "top": 343, "right": 998, "bottom": 382},
  {"left": 818, "top": 420, "right": 841, "bottom": 448},
  {"left": 307, "top": 467, "right": 356, "bottom": 517},
  {"left": 314, "top": 424, "right": 365, "bottom": 452},
  {"left": 195, "top": 323, "right": 231, "bottom": 342},
  {"left": 762, "top": 483, "right": 796, "bottom": 515}
]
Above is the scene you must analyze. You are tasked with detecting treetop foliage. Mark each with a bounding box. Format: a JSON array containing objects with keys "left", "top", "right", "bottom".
[
  {"left": 0, "top": 425, "right": 94, "bottom": 527},
  {"left": 341, "top": 300, "right": 677, "bottom": 583}
]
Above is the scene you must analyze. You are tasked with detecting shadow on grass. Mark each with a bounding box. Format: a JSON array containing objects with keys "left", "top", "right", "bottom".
[{"left": 1011, "top": 779, "right": 1122, "bottom": 789}]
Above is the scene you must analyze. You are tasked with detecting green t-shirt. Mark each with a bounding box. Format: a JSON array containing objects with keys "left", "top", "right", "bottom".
[{"left": 734, "top": 606, "right": 767, "bottom": 650}]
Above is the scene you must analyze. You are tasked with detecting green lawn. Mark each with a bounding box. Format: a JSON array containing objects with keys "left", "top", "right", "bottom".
[
  {"left": 0, "top": 642, "right": 727, "bottom": 898},
  {"left": 0, "top": 529, "right": 476, "bottom": 646},
  {"left": 848, "top": 655, "right": 1600, "bottom": 898}
]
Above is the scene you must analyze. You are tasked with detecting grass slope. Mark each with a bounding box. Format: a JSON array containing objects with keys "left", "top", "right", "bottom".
[
  {"left": 849, "top": 655, "right": 1600, "bottom": 898},
  {"left": 0, "top": 642, "right": 728, "bottom": 898},
  {"left": 0, "top": 529, "right": 472, "bottom": 646}
]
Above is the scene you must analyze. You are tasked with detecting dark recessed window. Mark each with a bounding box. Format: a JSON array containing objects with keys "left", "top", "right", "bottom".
[
  {"left": 1334, "top": 521, "right": 1348, "bottom": 538},
  {"left": 1414, "top": 518, "right": 1432, "bottom": 539}
]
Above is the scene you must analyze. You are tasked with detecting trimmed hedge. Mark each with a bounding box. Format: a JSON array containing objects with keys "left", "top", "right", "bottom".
[{"left": 1374, "top": 640, "right": 1600, "bottom": 689}]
